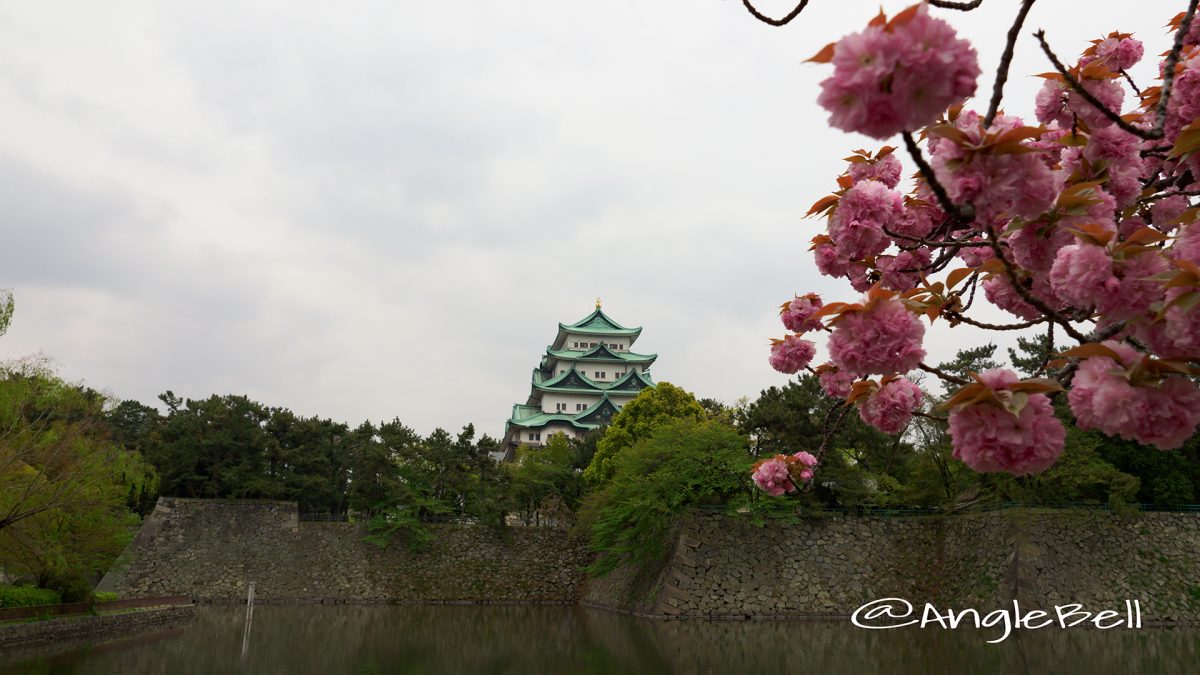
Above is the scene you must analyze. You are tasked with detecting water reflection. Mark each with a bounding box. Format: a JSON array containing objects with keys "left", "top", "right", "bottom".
[{"left": 3, "top": 605, "right": 1197, "bottom": 674}]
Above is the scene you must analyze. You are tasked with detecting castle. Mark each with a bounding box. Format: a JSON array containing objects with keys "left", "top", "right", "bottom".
[{"left": 503, "top": 301, "right": 656, "bottom": 457}]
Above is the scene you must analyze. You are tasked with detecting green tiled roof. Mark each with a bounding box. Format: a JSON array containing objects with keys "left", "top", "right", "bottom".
[
  {"left": 559, "top": 308, "right": 641, "bottom": 337},
  {"left": 535, "top": 368, "right": 604, "bottom": 391},
  {"left": 607, "top": 369, "right": 655, "bottom": 392},
  {"left": 506, "top": 393, "right": 626, "bottom": 431},
  {"left": 545, "top": 344, "right": 657, "bottom": 364}
]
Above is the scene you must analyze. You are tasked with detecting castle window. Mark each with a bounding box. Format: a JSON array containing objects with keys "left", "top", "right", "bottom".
[{"left": 577, "top": 403, "right": 585, "bottom": 411}]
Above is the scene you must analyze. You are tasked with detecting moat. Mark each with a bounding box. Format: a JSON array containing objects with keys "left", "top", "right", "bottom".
[{"left": 3, "top": 605, "right": 1197, "bottom": 674}]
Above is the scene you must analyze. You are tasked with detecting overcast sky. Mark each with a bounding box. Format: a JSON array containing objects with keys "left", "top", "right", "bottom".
[{"left": 0, "top": 1, "right": 1172, "bottom": 437}]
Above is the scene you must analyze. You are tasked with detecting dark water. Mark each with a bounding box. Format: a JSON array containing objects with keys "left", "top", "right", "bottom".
[{"left": 2, "top": 605, "right": 1197, "bottom": 674}]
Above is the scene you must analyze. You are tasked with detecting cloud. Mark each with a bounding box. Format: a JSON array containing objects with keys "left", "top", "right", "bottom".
[{"left": 0, "top": 0, "right": 1166, "bottom": 435}]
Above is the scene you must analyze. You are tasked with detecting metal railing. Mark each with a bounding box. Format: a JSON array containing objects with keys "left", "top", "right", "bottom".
[
  {"left": 0, "top": 595, "right": 191, "bottom": 623},
  {"left": 697, "top": 501, "right": 1200, "bottom": 517}
]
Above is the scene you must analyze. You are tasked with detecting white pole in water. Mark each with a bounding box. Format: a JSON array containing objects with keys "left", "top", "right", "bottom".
[{"left": 241, "top": 581, "right": 256, "bottom": 659}]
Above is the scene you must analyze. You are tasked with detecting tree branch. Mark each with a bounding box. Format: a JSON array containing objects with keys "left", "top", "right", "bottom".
[
  {"left": 919, "top": 362, "right": 970, "bottom": 386},
  {"left": 927, "top": 0, "right": 984, "bottom": 10},
  {"left": 982, "top": 222, "right": 1088, "bottom": 343},
  {"left": 741, "top": 0, "right": 811, "bottom": 26},
  {"left": 902, "top": 131, "right": 970, "bottom": 222},
  {"left": 949, "top": 313, "right": 1043, "bottom": 331},
  {"left": 984, "top": 0, "right": 1037, "bottom": 128},
  {"left": 1033, "top": 30, "right": 1157, "bottom": 140},
  {"left": 1154, "top": 0, "right": 1200, "bottom": 137}
]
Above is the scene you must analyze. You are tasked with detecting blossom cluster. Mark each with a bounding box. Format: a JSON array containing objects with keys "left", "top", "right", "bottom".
[
  {"left": 751, "top": 451, "right": 820, "bottom": 497},
  {"left": 756, "top": 5, "right": 1200, "bottom": 490},
  {"left": 816, "top": 4, "right": 980, "bottom": 139}
]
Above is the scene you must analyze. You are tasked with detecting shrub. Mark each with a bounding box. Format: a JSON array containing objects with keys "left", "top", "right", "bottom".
[
  {"left": 46, "top": 574, "right": 93, "bottom": 603},
  {"left": 92, "top": 591, "right": 119, "bottom": 603},
  {"left": 0, "top": 584, "right": 62, "bottom": 608}
]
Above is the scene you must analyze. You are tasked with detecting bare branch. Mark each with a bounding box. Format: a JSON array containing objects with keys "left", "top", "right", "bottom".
[
  {"left": 919, "top": 362, "right": 970, "bottom": 386},
  {"left": 927, "top": 0, "right": 984, "bottom": 10},
  {"left": 1118, "top": 68, "right": 1142, "bottom": 97},
  {"left": 949, "top": 313, "right": 1044, "bottom": 331},
  {"left": 741, "top": 0, "right": 811, "bottom": 26},
  {"left": 984, "top": 0, "right": 1037, "bottom": 128},
  {"left": 816, "top": 401, "right": 854, "bottom": 462}
]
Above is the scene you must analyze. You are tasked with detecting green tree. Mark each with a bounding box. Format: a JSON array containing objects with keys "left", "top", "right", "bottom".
[
  {"left": 147, "top": 393, "right": 276, "bottom": 499},
  {"left": 583, "top": 382, "right": 706, "bottom": 487},
  {"left": 583, "top": 419, "right": 750, "bottom": 575},
  {"left": 507, "top": 433, "right": 581, "bottom": 524},
  {"left": 0, "top": 290, "right": 12, "bottom": 338},
  {"left": 0, "top": 363, "right": 154, "bottom": 590},
  {"left": 935, "top": 343, "right": 999, "bottom": 381}
]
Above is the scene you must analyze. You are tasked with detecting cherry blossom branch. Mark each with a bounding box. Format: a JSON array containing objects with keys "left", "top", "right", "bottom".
[
  {"left": 883, "top": 227, "right": 992, "bottom": 248},
  {"left": 913, "top": 410, "right": 949, "bottom": 422},
  {"left": 1137, "top": 189, "right": 1200, "bottom": 205},
  {"left": 1154, "top": 0, "right": 1200, "bottom": 137},
  {"left": 1033, "top": 30, "right": 1157, "bottom": 140},
  {"left": 961, "top": 273, "right": 980, "bottom": 311},
  {"left": 816, "top": 401, "right": 853, "bottom": 461},
  {"left": 919, "top": 362, "right": 970, "bottom": 386},
  {"left": 1035, "top": 323, "right": 1055, "bottom": 376},
  {"left": 927, "top": 0, "right": 984, "bottom": 10},
  {"left": 984, "top": 0, "right": 1037, "bottom": 128},
  {"left": 1119, "top": 68, "right": 1142, "bottom": 97},
  {"left": 741, "top": 0, "right": 811, "bottom": 26},
  {"left": 981, "top": 222, "right": 1088, "bottom": 343},
  {"left": 902, "top": 131, "right": 970, "bottom": 222},
  {"left": 948, "top": 313, "right": 1043, "bottom": 331}
]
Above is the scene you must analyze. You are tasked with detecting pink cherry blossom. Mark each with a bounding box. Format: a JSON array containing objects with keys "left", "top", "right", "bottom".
[
  {"left": 818, "top": 365, "right": 856, "bottom": 399},
  {"left": 858, "top": 377, "right": 922, "bottom": 433},
  {"left": 1173, "top": 221, "right": 1200, "bottom": 264},
  {"left": 1137, "top": 286, "right": 1200, "bottom": 359},
  {"left": 793, "top": 451, "right": 819, "bottom": 468},
  {"left": 849, "top": 152, "right": 903, "bottom": 188},
  {"left": 827, "top": 295, "right": 925, "bottom": 375},
  {"left": 1050, "top": 244, "right": 1168, "bottom": 321},
  {"left": 1066, "top": 78, "right": 1125, "bottom": 129},
  {"left": 781, "top": 294, "right": 825, "bottom": 333},
  {"left": 769, "top": 335, "right": 817, "bottom": 374},
  {"left": 1008, "top": 221, "right": 1072, "bottom": 273},
  {"left": 1094, "top": 36, "right": 1144, "bottom": 71},
  {"left": 1082, "top": 125, "right": 1144, "bottom": 210},
  {"left": 876, "top": 248, "right": 932, "bottom": 292},
  {"left": 752, "top": 458, "right": 796, "bottom": 497},
  {"left": 829, "top": 180, "right": 904, "bottom": 259},
  {"left": 930, "top": 111, "right": 1062, "bottom": 223},
  {"left": 817, "top": 4, "right": 979, "bottom": 139},
  {"left": 814, "top": 241, "right": 851, "bottom": 278},
  {"left": 947, "top": 369, "right": 1065, "bottom": 475},
  {"left": 1067, "top": 341, "right": 1200, "bottom": 450},
  {"left": 957, "top": 238, "right": 995, "bottom": 267},
  {"left": 1034, "top": 78, "right": 1070, "bottom": 127},
  {"left": 983, "top": 274, "right": 1042, "bottom": 321},
  {"left": 1151, "top": 195, "right": 1190, "bottom": 232}
]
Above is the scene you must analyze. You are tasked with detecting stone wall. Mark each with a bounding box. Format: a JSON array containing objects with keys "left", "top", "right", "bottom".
[
  {"left": 581, "top": 510, "right": 1200, "bottom": 623},
  {"left": 102, "top": 498, "right": 592, "bottom": 603},
  {"left": 105, "top": 499, "right": 1200, "bottom": 622},
  {"left": 0, "top": 605, "right": 195, "bottom": 650}
]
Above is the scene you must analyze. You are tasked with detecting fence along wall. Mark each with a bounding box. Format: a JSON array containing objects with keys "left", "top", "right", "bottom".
[
  {"left": 581, "top": 510, "right": 1200, "bottom": 623},
  {"left": 100, "top": 498, "right": 592, "bottom": 603}
]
